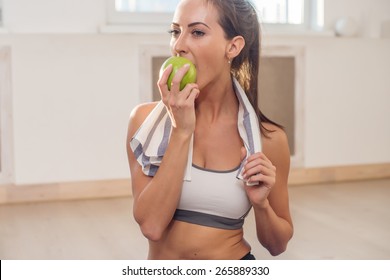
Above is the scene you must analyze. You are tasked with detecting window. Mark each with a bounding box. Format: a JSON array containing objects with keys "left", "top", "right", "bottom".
[
  {"left": 115, "top": 0, "right": 179, "bottom": 12},
  {"left": 108, "top": 0, "right": 324, "bottom": 31},
  {"left": 256, "top": 0, "right": 305, "bottom": 24}
]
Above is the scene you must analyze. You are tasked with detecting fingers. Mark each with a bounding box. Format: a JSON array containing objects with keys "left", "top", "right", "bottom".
[
  {"left": 157, "top": 64, "right": 198, "bottom": 105},
  {"left": 246, "top": 173, "right": 275, "bottom": 188},
  {"left": 244, "top": 153, "right": 274, "bottom": 173},
  {"left": 242, "top": 152, "right": 276, "bottom": 186},
  {"left": 186, "top": 85, "right": 200, "bottom": 102},
  {"left": 168, "top": 84, "right": 199, "bottom": 109},
  {"left": 158, "top": 64, "right": 173, "bottom": 103},
  {"left": 170, "top": 64, "right": 190, "bottom": 93}
]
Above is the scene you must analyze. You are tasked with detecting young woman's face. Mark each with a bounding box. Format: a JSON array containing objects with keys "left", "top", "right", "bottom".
[{"left": 170, "top": 0, "right": 231, "bottom": 90}]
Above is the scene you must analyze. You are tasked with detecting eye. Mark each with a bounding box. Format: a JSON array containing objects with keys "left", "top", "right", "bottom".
[
  {"left": 168, "top": 29, "right": 180, "bottom": 38},
  {"left": 192, "top": 29, "right": 205, "bottom": 37}
]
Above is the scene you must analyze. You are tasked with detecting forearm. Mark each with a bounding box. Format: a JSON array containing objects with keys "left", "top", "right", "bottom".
[
  {"left": 253, "top": 199, "right": 293, "bottom": 256},
  {"left": 133, "top": 130, "right": 192, "bottom": 240}
]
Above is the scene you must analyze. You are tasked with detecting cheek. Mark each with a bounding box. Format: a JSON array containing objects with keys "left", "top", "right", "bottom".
[
  {"left": 193, "top": 40, "right": 227, "bottom": 87},
  {"left": 169, "top": 41, "right": 176, "bottom": 56},
  {"left": 194, "top": 66, "right": 208, "bottom": 89},
  {"left": 196, "top": 54, "right": 225, "bottom": 84}
]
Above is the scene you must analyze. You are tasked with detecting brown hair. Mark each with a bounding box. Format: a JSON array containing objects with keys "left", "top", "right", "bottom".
[{"left": 206, "top": 0, "right": 282, "bottom": 135}]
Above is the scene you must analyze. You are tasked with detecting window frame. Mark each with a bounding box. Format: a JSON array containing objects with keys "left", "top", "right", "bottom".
[
  {"left": 0, "top": 46, "right": 14, "bottom": 185},
  {"left": 0, "top": 0, "right": 3, "bottom": 26},
  {"left": 106, "top": 0, "right": 175, "bottom": 25},
  {"left": 106, "top": 0, "right": 324, "bottom": 33}
]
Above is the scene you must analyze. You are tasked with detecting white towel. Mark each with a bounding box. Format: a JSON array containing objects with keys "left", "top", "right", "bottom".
[{"left": 130, "top": 78, "right": 262, "bottom": 182}]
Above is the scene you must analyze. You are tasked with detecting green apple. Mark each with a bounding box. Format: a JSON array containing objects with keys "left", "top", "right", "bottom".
[{"left": 160, "top": 56, "right": 197, "bottom": 90}]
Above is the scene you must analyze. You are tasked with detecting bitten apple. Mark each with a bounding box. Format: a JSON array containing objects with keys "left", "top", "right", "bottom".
[{"left": 160, "top": 56, "right": 197, "bottom": 90}]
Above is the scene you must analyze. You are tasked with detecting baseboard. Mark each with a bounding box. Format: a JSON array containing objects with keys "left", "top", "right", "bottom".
[
  {"left": 0, "top": 179, "right": 131, "bottom": 205},
  {"left": 288, "top": 163, "right": 390, "bottom": 185},
  {"left": 1, "top": 163, "right": 389, "bottom": 205}
]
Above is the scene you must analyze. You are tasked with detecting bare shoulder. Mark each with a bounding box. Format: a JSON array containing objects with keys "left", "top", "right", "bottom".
[
  {"left": 261, "top": 122, "right": 290, "bottom": 166},
  {"left": 129, "top": 101, "right": 159, "bottom": 125},
  {"left": 261, "top": 123, "right": 289, "bottom": 149},
  {"left": 127, "top": 102, "right": 159, "bottom": 140}
]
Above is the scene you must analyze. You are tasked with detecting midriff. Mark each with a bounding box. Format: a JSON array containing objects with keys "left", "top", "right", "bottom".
[{"left": 147, "top": 220, "right": 251, "bottom": 260}]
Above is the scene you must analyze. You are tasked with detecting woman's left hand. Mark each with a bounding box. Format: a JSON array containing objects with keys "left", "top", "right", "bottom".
[{"left": 241, "top": 148, "right": 276, "bottom": 208}]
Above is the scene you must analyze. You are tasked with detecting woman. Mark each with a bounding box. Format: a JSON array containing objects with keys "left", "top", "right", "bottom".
[{"left": 126, "top": 0, "right": 293, "bottom": 260}]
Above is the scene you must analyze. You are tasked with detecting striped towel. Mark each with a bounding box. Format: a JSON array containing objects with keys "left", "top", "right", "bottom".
[{"left": 130, "top": 78, "right": 262, "bottom": 182}]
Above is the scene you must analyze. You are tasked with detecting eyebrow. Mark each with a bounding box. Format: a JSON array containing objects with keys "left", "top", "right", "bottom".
[{"left": 172, "top": 22, "right": 211, "bottom": 29}]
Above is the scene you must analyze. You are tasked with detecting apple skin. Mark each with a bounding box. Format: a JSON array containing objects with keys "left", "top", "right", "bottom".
[{"left": 160, "top": 56, "right": 197, "bottom": 90}]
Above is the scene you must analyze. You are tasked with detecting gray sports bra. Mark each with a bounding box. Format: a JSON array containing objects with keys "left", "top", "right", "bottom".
[{"left": 173, "top": 164, "right": 252, "bottom": 230}]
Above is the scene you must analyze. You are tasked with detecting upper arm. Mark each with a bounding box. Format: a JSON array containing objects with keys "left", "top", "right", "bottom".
[{"left": 261, "top": 123, "right": 293, "bottom": 227}]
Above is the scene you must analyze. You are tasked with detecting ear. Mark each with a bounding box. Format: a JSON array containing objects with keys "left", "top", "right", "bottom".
[{"left": 226, "top": 35, "right": 245, "bottom": 61}]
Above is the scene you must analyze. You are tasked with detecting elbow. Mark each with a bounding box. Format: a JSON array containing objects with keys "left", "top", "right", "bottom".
[
  {"left": 265, "top": 231, "right": 293, "bottom": 257},
  {"left": 140, "top": 224, "right": 164, "bottom": 242},
  {"left": 133, "top": 208, "right": 165, "bottom": 242},
  {"left": 268, "top": 244, "right": 288, "bottom": 256},
  {"left": 135, "top": 215, "right": 165, "bottom": 242}
]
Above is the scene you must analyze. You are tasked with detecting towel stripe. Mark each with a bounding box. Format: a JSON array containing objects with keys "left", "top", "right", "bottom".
[{"left": 158, "top": 115, "right": 172, "bottom": 156}]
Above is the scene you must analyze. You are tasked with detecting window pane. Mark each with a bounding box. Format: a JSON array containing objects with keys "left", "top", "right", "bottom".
[
  {"left": 115, "top": 0, "right": 180, "bottom": 12},
  {"left": 253, "top": 0, "right": 304, "bottom": 24},
  {"left": 316, "top": 0, "right": 324, "bottom": 27}
]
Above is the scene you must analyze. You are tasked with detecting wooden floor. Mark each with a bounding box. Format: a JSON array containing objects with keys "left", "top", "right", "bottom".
[{"left": 1, "top": 179, "right": 389, "bottom": 260}]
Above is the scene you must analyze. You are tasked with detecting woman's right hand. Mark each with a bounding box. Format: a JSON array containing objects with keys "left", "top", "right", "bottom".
[{"left": 158, "top": 64, "right": 199, "bottom": 136}]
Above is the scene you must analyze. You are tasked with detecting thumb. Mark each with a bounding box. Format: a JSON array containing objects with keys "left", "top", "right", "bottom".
[{"left": 240, "top": 146, "right": 247, "bottom": 162}]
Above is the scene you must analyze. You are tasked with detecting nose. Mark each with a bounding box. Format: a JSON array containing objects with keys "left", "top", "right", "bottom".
[{"left": 172, "top": 34, "right": 188, "bottom": 57}]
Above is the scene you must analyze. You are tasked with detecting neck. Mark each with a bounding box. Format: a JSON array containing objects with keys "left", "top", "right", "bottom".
[{"left": 195, "top": 76, "right": 238, "bottom": 123}]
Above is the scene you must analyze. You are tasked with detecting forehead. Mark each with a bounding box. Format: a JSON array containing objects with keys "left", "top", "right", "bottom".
[{"left": 173, "top": 0, "right": 219, "bottom": 26}]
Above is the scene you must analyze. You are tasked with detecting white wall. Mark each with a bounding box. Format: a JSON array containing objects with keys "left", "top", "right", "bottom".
[
  {"left": 325, "top": 0, "right": 390, "bottom": 38},
  {"left": 2, "top": 0, "right": 106, "bottom": 33},
  {"left": 263, "top": 36, "right": 390, "bottom": 168},
  {"left": 1, "top": 0, "right": 389, "bottom": 184},
  {"left": 0, "top": 34, "right": 151, "bottom": 184}
]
